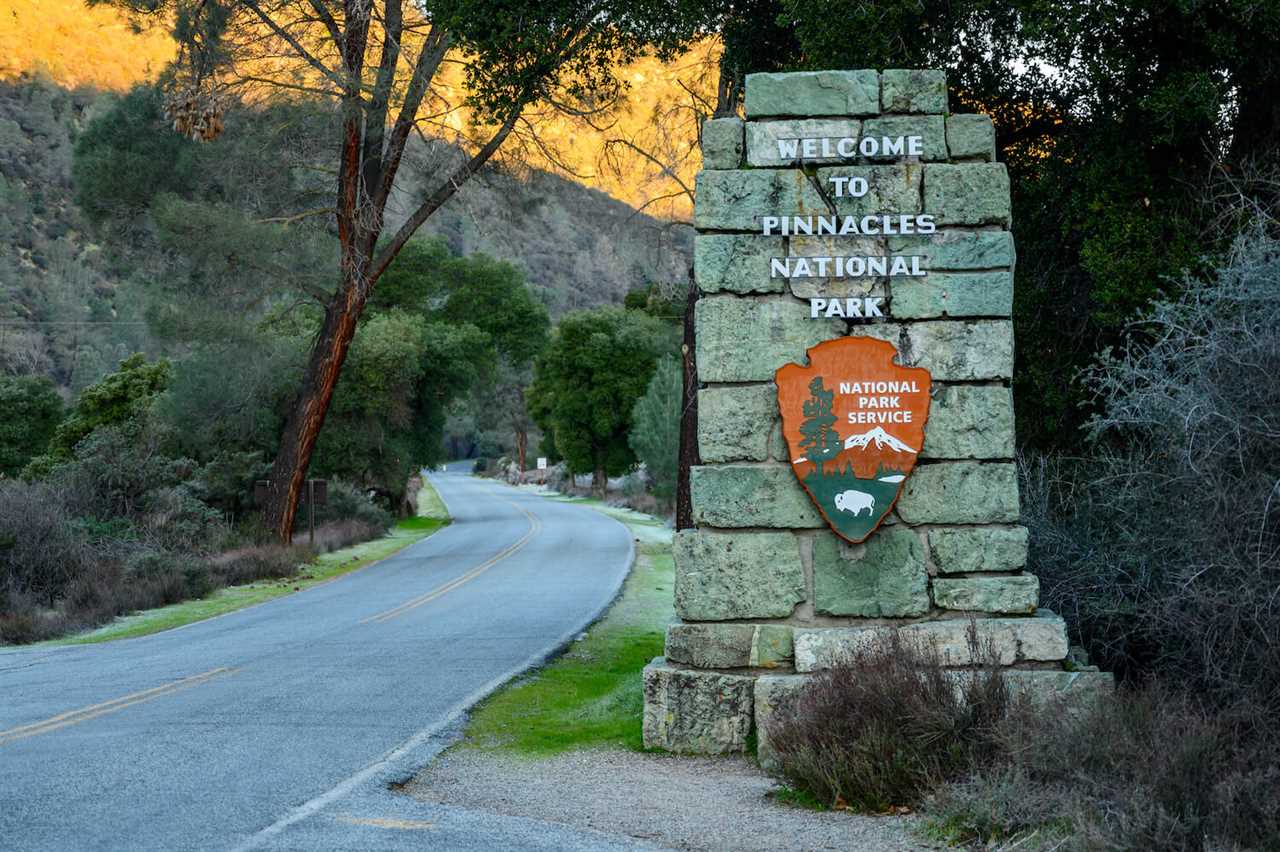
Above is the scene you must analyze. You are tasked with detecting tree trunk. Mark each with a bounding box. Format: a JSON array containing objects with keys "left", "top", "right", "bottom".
[
  {"left": 592, "top": 462, "right": 607, "bottom": 500},
  {"left": 515, "top": 427, "right": 528, "bottom": 476},
  {"left": 264, "top": 268, "right": 369, "bottom": 542},
  {"left": 676, "top": 274, "right": 700, "bottom": 530}
]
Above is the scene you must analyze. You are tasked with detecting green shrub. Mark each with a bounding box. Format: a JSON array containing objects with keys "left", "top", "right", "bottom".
[
  {"left": 311, "top": 480, "right": 392, "bottom": 534},
  {"left": 0, "top": 375, "right": 63, "bottom": 477}
]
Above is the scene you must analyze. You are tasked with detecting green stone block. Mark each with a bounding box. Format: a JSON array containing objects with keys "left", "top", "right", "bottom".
[
  {"left": 694, "top": 169, "right": 826, "bottom": 231},
  {"left": 673, "top": 529, "right": 806, "bottom": 620},
  {"left": 701, "top": 117, "right": 744, "bottom": 169},
  {"left": 932, "top": 575, "right": 1040, "bottom": 614},
  {"left": 897, "top": 462, "right": 1020, "bottom": 524},
  {"left": 860, "top": 320, "right": 1014, "bottom": 380},
  {"left": 752, "top": 625, "right": 794, "bottom": 667},
  {"left": 695, "top": 234, "right": 785, "bottom": 294},
  {"left": 642, "top": 658, "right": 754, "bottom": 753},
  {"left": 754, "top": 674, "right": 807, "bottom": 770},
  {"left": 746, "top": 118, "right": 862, "bottom": 167},
  {"left": 745, "top": 70, "right": 880, "bottom": 118},
  {"left": 689, "top": 464, "right": 825, "bottom": 529},
  {"left": 860, "top": 115, "right": 946, "bottom": 161},
  {"left": 921, "top": 384, "right": 1015, "bottom": 459},
  {"left": 929, "top": 526, "right": 1029, "bottom": 573},
  {"left": 889, "top": 230, "right": 1015, "bottom": 270},
  {"left": 812, "top": 527, "right": 930, "bottom": 617},
  {"left": 923, "top": 164, "right": 1011, "bottom": 226},
  {"left": 697, "top": 384, "right": 779, "bottom": 463},
  {"left": 816, "top": 164, "right": 922, "bottom": 218},
  {"left": 787, "top": 235, "right": 886, "bottom": 299},
  {"left": 695, "top": 296, "right": 842, "bottom": 383},
  {"left": 881, "top": 69, "right": 948, "bottom": 114},
  {"left": 946, "top": 114, "right": 996, "bottom": 161},
  {"left": 891, "top": 271, "right": 1013, "bottom": 318},
  {"left": 665, "top": 623, "right": 757, "bottom": 668}
]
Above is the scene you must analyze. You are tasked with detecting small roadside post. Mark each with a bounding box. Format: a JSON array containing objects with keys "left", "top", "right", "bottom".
[{"left": 256, "top": 479, "right": 327, "bottom": 544}]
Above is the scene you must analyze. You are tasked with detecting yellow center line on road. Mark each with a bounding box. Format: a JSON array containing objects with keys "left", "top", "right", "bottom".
[
  {"left": 359, "top": 499, "right": 543, "bottom": 625},
  {"left": 0, "top": 666, "right": 238, "bottom": 747}
]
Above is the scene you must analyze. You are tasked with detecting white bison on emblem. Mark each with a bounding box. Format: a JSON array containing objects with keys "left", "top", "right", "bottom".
[{"left": 833, "top": 489, "right": 875, "bottom": 517}]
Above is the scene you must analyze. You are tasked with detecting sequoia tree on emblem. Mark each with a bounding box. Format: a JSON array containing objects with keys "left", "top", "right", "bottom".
[{"left": 776, "top": 337, "right": 932, "bottom": 543}]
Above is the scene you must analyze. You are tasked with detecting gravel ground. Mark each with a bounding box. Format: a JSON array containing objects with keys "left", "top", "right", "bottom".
[{"left": 405, "top": 747, "right": 934, "bottom": 851}]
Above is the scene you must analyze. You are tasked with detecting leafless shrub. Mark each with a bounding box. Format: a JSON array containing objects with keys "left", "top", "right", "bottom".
[
  {"left": 925, "top": 685, "right": 1280, "bottom": 850},
  {"left": 769, "top": 627, "right": 1013, "bottom": 812},
  {"left": 1025, "top": 214, "right": 1280, "bottom": 714}
]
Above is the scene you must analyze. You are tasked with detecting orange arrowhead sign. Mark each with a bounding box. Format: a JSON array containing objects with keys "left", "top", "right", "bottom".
[{"left": 776, "top": 337, "right": 932, "bottom": 543}]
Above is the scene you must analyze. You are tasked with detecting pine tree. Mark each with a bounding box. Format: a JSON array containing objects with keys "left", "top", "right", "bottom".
[{"left": 798, "top": 377, "right": 841, "bottom": 476}]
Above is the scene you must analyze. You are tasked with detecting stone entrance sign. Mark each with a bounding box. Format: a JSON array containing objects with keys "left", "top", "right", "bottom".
[
  {"left": 777, "top": 337, "right": 931, "bottom": 543},
  {"left": 642, "top": 68, "right": 1111, "bottom": 762}
]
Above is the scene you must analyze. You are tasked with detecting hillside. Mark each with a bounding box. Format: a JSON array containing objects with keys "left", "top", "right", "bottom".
[
  {"left": 0, "top": 0, "right": 712, "bottom": 219},
  {"left": 0, "top": 77, "right": 692, "bottom": 393}
]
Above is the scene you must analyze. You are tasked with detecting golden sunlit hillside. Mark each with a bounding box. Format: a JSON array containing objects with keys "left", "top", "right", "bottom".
[
  {"left": 0, "top": 0, "right": 707, "bottom": 218},
  {"left": 0, "top": 0, "right": 174, "bottom": 90}
]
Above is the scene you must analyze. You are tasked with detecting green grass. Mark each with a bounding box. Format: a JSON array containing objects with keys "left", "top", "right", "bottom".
[
  {"left": 462, "top": 492, "right": 675, "bottom": 755},
  {"left": 44, "top": 479, "right": 451, "bottom": 647},
  {"left": 769, "top": 785, "right": 831, "bottom": 812}
]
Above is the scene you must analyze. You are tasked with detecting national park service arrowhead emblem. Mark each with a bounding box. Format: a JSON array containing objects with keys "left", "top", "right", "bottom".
[{"left": 776, "top": 337, "right": 932, "bottom": 543}]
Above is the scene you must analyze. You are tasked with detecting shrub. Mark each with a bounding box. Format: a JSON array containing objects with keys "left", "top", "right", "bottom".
[
  {"left": 311, "top": 479, "right": 392, "bottom": 534},
  {"left": 0, "top": 478, "right": 94, "bottom": 608},
  {"left": 769, "top": 628, "right": 1011, "bottom": 812},
  {"left": 924, "top": 685, "right": 1280, "bottom": 850},
  {"left": 1025, "top": 219, "right": 1280, "bottom": 713}
]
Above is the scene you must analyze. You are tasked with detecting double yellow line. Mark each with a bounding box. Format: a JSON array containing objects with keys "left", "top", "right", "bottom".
[
  {"left": 0, "top": 666, "right": 237, "bottom": 747},
  {"left": 360, "top": 500, "right": 542, "bottom": 625}
]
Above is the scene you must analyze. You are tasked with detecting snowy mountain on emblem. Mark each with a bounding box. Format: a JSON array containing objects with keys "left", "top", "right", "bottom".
[{"left": 843, "top": 426, "right": 917, "bottom": 454}]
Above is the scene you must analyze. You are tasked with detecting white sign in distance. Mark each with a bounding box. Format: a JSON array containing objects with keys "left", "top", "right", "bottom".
[{"left": 537, "top": 457, "right": 548, "bottom": 470}]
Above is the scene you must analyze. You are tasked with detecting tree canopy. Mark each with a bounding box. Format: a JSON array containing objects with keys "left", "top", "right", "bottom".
[{"left": 528, "top": 306, "right": 669, "bottom": 495}]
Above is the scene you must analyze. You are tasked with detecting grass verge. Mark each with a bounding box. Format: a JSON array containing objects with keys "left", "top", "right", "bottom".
[
  {"left": 461, "top": 490, "right": 674, "bottom": 754},
  {"left": 43, "top": 479, "right": 451, "bottom": 647}
]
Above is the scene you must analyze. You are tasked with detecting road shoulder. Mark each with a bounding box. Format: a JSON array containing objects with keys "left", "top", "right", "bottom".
[{"left": 31, "top": 480, "right": 451, "bottom": 648}]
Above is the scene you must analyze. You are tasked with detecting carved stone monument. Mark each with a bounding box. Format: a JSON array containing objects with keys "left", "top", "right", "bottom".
[{"left": 642, "top": 69, "right": 1111, "bottom": 764}]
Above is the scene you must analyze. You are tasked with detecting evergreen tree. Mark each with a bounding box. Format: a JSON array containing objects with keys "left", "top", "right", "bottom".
[{"left": 798, "top": 377, "right": 841, "bottom": 476}]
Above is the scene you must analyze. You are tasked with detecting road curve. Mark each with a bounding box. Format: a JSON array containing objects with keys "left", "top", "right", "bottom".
[{"left": 0, "top": 472, "right": 634, "bottom": 851}]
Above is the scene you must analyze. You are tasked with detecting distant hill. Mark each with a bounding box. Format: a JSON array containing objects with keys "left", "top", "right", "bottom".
[
  {"left": 400, "top": 160, "right": 691, "bottom": 316},
  {"left": 0, "top": 77, "right": 692, "bottom": 394}
]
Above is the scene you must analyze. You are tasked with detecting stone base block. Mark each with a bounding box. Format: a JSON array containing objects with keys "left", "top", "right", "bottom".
[
  {"left": 754, "top": 674, "right": 807, "bottom": 772},
  {"left": 642, "top": 658, "right": 754, "bottom": 754},
  {"left": 794, "top": 612, "right": 1069, "bottom": 672},
  {"left": 665, "top": 623, "right": 794, "bottom": 669}
]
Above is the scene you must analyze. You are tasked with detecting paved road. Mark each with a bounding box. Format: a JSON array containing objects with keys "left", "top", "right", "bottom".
[{"left": 0, "top": 472, "right": 638, "bottom": 851}]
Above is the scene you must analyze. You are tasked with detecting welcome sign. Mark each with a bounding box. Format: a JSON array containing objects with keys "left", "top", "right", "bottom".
[{"left": 776, "top": 338, "right": 931, "bottom": 542}]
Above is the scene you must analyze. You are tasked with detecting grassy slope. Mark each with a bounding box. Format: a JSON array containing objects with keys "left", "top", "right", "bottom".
[
  {"left": 46, "top": 480, "right": 451, "bottom": 647},
  {"left": 462, "top": 491, "right": 675, "bottom": 754}
]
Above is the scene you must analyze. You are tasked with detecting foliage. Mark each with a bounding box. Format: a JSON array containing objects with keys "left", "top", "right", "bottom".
[
  {"left": 768, "top": 629, "right": 1011, "bottom": 812},
  {"left": 72, "top": 86, "right": 196, "bottom": 221},
  {"left": 25, "top": 353, "right": 171, "bottom": 476},
  {"left": 0, "top": 375, "right": 63, "bottom": 477},
  {"left": 923, "top": 686, "right": 1280, "bottom": 851},
  {"left": 777, "top": 0, "right": 1280, "bottom": 447},
  {"left": 1025, "top": 220, "right": 1280, "bottom": 714},
  {"left": 435, "top": 252, "right": 550, "bottom": 366},
  {"left": 528, "top": 306, "right": 670, "bottom": 493},
  {"left": 628, "top": 356, "right": 682, "bottom": 507}
]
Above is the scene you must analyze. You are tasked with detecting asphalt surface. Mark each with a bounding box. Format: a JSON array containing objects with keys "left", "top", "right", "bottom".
[{"left": 0, "top": 471, "right": 639, "bottom": 852}]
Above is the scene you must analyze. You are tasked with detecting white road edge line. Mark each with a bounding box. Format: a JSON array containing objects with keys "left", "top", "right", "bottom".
[{"left": 230, "top": 478, "right": 636, "bottom": 852}]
